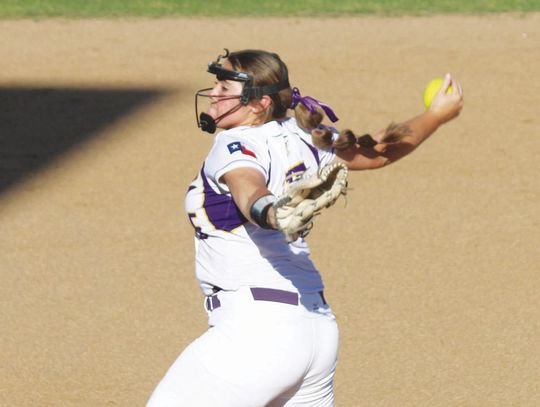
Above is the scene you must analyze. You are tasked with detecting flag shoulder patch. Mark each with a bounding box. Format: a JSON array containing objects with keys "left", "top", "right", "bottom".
[{"left": 227, "top": 141, "right": 256, "bottom": 158}]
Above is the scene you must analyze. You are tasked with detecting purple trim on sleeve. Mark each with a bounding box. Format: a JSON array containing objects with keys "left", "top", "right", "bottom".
[
  {"left": 201, "top": 165, "right": 247, "bottom": 232},
  {"left": 299, "top": 138, "right": 320, "bottom": 166},
  {"left": 266, "top": 158, "right": 272, "bottom": 187}
]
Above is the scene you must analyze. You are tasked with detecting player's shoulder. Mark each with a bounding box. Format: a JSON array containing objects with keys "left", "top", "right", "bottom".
[
  {"left": 215, "top": 125, "right": 253, "bottom": 140},
  {"left": 212, "top": 125, "right": 261, "bottom": 156},
  {"left": 282, "top": 117, "right": 337, "bottom": 152},
  {"left": 279, "top": 116, "right": 303, "bottom": 133},
  {"left": 205, "top": 125, "right": 274, "bottom": 174},
  {"left": 215, "top": 121, "right": 287, "bottom": 149},
  {"left": 216, "top": 123, "right": 267, "bottom": 140}
]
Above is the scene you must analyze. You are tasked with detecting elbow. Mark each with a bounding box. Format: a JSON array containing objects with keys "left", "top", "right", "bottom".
[
  {"left": 336, "top": 145, "right": 389, "bottom": 171},
  {"left": 369, "top": 156, "right": 391, "bottom": 169}
]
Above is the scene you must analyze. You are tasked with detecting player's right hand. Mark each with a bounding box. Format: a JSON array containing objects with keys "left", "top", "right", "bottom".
[{"left": 429, "top": 73, "right": 464, "bottom": 124}]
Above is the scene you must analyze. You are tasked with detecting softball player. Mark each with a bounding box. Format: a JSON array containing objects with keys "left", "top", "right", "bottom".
[{"left": 146, "top": 49, "right": 463, "bottom": 407}]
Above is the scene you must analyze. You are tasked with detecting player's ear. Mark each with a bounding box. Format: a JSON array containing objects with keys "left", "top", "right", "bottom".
[{"left": 251, "top": 96, "right": 272, "bottom": 114}]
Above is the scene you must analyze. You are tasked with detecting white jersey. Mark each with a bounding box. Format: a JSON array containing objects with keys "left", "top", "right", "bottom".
[{"left": 184, "top": 117, "right": 336, "bottom": 296}]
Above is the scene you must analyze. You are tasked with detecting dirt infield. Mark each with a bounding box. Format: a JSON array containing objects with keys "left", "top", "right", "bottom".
[{"left": 1, "top": 15, "right": 539, "bottom": 406}]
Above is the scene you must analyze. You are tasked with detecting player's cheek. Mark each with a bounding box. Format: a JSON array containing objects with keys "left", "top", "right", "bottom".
[{"left": 206, "top": 101, "right": 218, "bottom": 116}]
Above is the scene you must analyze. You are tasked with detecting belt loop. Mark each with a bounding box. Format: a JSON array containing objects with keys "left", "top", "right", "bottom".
[{"left": 205, "top": 293, "right": 221, "bottom": 311}]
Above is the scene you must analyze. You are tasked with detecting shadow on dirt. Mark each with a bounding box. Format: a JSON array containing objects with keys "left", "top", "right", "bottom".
[{"left": 0, "top": 86, "right": 169, "bottom": 196}]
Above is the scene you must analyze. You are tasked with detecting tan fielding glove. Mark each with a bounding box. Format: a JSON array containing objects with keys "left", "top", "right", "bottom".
[{"left": 273, "top": 162, "right": 348, "bottom": 241}]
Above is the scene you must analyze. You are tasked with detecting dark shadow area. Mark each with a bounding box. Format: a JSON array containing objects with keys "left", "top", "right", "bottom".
[{"left": 0, "top": 86, "right": 169, "bottom": 196}]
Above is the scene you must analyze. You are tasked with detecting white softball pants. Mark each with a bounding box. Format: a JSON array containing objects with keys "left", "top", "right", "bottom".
[{"left": 146, "top": 286, "right": 339, "bottom": 407}]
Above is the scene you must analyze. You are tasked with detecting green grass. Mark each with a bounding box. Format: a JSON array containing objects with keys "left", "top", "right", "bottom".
[{"left": 1, "top": 0, "right": 539, "bottom": 18}]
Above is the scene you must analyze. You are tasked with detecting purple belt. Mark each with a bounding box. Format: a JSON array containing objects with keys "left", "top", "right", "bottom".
[{"left": 205, "top": 287, "right": 326, "bottom": 311}]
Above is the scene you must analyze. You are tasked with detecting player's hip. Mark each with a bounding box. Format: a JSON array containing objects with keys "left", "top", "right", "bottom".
[{"left": 205, "top": 285, "right": 334, "bottom": 324}]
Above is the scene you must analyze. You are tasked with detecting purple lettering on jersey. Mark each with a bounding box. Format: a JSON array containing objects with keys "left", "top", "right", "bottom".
[
  {"left": 300, "top": 138, "right": 320, "bottom": 166},
  {"left": 201, "top": 167, "right": 247, "bottom": 232}
]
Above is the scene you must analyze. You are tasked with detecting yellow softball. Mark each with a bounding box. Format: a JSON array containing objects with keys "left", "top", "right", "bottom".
[{"left": 423, "top": 78, "right": 453, "bottom": 108}]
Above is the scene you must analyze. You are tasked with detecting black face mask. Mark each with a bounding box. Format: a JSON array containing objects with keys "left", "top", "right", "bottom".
[{"left": 194, "top": 49, "right": 290, "bottom": 134}]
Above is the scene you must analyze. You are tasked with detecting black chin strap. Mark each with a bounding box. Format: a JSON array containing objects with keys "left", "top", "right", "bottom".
[{"left": 199, "top": 102, "right": 243, "bottom": 134}]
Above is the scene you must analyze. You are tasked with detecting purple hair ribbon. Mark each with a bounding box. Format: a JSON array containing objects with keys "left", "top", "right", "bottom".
[{"left": 289, "top": 87, "right": 339, "bottom": 123}]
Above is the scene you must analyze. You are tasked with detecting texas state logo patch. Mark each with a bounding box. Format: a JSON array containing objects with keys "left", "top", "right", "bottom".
[{"left": 227, "top": 141, "right": 256, "bottom": 158}]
